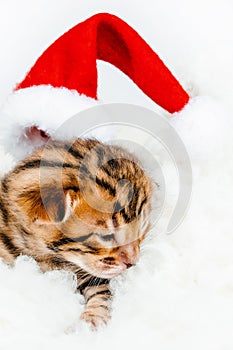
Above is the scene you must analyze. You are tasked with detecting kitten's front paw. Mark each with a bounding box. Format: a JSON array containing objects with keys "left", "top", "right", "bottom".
[{"left": 81, "top": 308, "right": 111, "bottom": 330}]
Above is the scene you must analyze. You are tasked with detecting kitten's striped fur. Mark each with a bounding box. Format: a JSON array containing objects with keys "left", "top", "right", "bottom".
[{"left": 0, "top": 139, "right": 151, "bottom": 328}]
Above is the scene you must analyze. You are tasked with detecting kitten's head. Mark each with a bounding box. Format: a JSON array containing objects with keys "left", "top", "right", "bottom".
[
  {"left": 58, "top": 190, "right": 151, "bottom": 279},
  {"left": 12, "top": 140, "right": 152, "bottom": 278}
]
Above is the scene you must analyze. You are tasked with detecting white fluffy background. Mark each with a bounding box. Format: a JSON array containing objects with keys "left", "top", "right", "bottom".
[{"left": 0, "top": 1, "right": 233, "bottom": 349}]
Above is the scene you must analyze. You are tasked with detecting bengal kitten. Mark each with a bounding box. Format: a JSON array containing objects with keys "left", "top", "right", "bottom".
[{"left": 0, "top": 139, "right": 151, "bottom": 329}]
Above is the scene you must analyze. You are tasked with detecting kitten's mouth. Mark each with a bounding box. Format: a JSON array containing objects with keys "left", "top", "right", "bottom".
[
  {"left": 66, "top": 254, "right": 127, "bottom": 278},
  {"left": 97, "top": 262, "right": 127, "bottom": 278}
]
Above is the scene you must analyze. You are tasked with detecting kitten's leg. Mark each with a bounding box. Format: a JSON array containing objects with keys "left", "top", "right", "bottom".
[
  {"left": 78, "top": 277, "right": 112, "bottom": 329},
  {"left": 37, "top": 257, "right": 112, "bottom": 329}
]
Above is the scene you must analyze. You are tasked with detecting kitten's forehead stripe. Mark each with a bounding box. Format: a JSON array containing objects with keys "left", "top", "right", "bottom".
[
  {"left": 63, "top": 144, "right": 84, "bottom": 160},
  {"left": 95, "top": 177, "right": 116, "bottom": 197},
  {"left": 121, "top": 207, "right": 132, "bottom": 223},
  {"left": 101, "top": 164, "right": 112, "bottom": 178}
]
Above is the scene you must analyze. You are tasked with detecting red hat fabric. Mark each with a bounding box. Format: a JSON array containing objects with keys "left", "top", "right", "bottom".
[
  {"left": 0, "top": 13, "right": 190, "bottom": 161},
  {"left": 16, "top": 13, "right": 189, "bottom": 113}
]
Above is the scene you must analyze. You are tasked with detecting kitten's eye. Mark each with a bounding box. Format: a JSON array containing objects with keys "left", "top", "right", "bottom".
[{"left": 101, "top": 234, "right": 115, "bottom": 242}]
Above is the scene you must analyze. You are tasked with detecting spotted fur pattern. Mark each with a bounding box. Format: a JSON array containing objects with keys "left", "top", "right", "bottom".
[{"left": 0, "top": 139, "right": 151, "bottom": 328}]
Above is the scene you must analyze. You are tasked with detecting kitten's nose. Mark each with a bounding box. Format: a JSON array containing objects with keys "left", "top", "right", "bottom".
[
  {"left": 119, "top": 246, "right": 139, "bottom": 268},
  {"left": 124, "top": 262, "right": 134, "bottom": 269}
]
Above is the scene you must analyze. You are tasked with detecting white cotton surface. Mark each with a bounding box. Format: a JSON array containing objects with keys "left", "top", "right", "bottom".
[{"left": 0, "top": 1, "right": 233, "bottom": 349}]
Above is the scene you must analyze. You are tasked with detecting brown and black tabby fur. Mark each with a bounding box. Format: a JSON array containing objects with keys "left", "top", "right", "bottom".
[{"left": 0, "top": 139, "right": 151, "bottom": 328}]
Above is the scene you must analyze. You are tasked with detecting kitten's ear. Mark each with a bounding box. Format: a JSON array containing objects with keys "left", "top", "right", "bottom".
[{"left": 18, "top": 186, "right": 78, "bottom": 224}]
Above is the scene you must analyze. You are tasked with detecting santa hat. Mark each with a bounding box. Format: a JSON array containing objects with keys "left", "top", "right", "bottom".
[{"left": 0, "top": 13, "right": 189, "bottom": 160}]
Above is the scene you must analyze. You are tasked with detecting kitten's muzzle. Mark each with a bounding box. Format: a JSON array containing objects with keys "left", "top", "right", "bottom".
[{"left": 118, "top": 244, "right": 139, "bottom": 269}]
